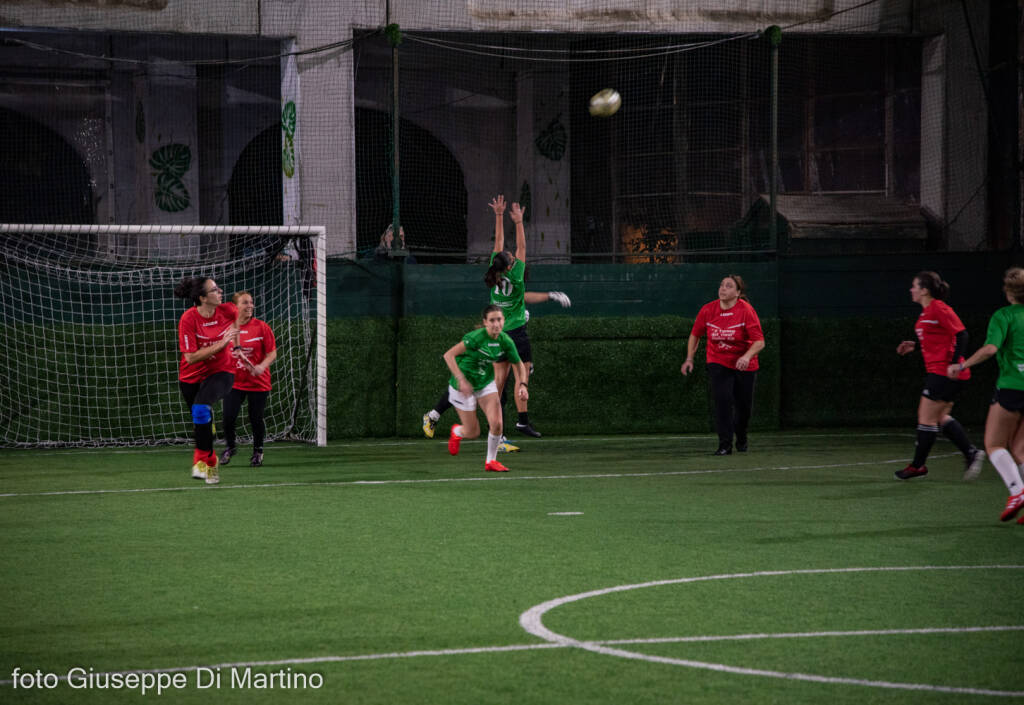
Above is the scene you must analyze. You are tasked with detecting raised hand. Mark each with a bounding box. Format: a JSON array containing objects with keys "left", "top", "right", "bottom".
[
  {"left": 509, "top": 202, "right": 524, "bottom": 223},
  {"left": 548, "top": 291, "right": 571, "bottom": 308},
  {"left": 489, "top": 195, "right": 506, "bottom": 216}
]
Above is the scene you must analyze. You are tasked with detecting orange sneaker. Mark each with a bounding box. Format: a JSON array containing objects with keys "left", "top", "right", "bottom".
[
  {"left": 448, "top": 425, "right": 462, "bottom": 456},
  {"left": 1000, "top": 491, "right": 1024, "bottom": 522},
  {"left": 485, "top": 460, "right": 509, "bottom": 472}
]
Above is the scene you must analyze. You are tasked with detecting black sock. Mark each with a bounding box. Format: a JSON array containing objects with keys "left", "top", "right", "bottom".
[
  {"left": 517, "top": 412, "right": 530, "bottom": 426},
  {"left": 911, "top": 424, "right": 939, "bottom": 468},
  {"left": 940, "top": 417, "right": 974, "bottom": 458},
  {"left": 433, "top": 392, "right": 452, "bottom": 416},
  {"left": 195, "top": 422, "right": 214, "bottom": 452}
]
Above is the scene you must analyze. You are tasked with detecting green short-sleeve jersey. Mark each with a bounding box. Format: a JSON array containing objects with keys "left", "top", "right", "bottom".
[
  {"left": 449, "top": 327, "right": 522, "bottom": 391},
  {"left": 985, "top": 303, "right": 1024, "bottom": 391},
  {"left": 488, "top": 253, "right": 527, "bottom": 330}
]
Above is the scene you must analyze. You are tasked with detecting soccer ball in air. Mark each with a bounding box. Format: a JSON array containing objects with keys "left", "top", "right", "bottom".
[{"left": 588, "top": 88, "right": 621, "bottom": 118}]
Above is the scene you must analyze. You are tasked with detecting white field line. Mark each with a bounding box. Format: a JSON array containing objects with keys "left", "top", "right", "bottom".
[
  {"left": 0, "top": 453, "right": 959, "bottom": 499},
  {"left": 0, "top": 431, "right": 914, "bottom": 457},
  {"left": 519, "top": 565, "right": 1024, "bottom": 698},
  {"left": 1, "top": 625, "right": 1022, "bottom": 689}
]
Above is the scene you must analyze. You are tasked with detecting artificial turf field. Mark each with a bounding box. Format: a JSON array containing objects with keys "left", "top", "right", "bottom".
[{"left": 1, "top": 430, "right": 1022, "bottom": 704}]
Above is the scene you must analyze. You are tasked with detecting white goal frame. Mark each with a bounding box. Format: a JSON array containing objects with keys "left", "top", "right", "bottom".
[{"left": 0, "top": 223, "right": 327, "bottom": 447}]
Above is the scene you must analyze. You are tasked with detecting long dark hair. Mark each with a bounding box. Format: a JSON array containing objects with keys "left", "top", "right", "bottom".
[
  {"left": 915, "top": 270, "right": 950, "bottom": 300},
  {"left": 173, "top": 276, "right": 209, "bottom": 306},
  {"left": 484, "top": 251, "right": 513, "bottom": 288}
]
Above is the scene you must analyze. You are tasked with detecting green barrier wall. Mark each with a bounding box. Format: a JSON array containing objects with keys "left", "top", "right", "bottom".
[{"left": 323, "top": 252, "right": 1019, "bottom": 439}]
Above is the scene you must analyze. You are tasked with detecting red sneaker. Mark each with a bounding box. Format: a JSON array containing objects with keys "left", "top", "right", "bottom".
[
  {"left": 894, "top": 464, "right": 927, "bottom": 480},
  {"left": 448, "top": 425, "right": 462, "bottom": 456},
  {"left": 485, "top": 460, "right": 509, "bottom": 472},
  {"left": 1000, "top": 491, "right": 1024, "bottom": 522}
]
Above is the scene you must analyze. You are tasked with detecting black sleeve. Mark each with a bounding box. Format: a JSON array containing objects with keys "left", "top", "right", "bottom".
[{"left": 951, "top": 329, "right": 969, "bottom": 363}]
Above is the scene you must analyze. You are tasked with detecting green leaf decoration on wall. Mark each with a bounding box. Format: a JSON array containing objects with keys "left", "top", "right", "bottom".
[
  {"left": 282, "top": 101, "right": 297, "bottom": 178},
  {"left": 534, "top": 114, "right": 566, "bottom": 161},
  {"left": 282, "top": 101, "right": 296, "bottom": 138},
  {"left": 519, "top": 181, "right": 531, "bottom": 224},
  {"left": 150, "top": 143, "right": 191, "bottom": 212},
  {"left": 282, "top": 136, "right": 295, "bottom": 179},
  {"left": 154, "top": 172, "right": 190, "bottom": 213},
  {"left": 149, "top": 143, "right": 191, "bottom": 177}
]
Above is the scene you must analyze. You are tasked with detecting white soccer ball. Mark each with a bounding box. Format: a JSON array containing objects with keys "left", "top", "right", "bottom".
[{"left": 588, "top": 88, "right": 621, "bottom": 118}]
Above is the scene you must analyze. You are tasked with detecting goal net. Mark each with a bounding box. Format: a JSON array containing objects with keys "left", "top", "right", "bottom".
[{"left": 0, "top": 224, "right": 326, "bottom": 448}]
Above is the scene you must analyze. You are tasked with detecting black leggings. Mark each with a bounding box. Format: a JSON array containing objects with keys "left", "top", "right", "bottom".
[
  {"left": 179, "top": 372, "right": 234, "bottom": 453},
  {"left": 222, "top": 389, "right": 269, "bottom": 451},
  {"left": 706, "top": 363, "right": 757, "bottom": 449}
]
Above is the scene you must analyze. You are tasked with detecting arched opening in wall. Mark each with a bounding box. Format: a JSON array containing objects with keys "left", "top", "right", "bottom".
[
  {"left": 228, "top": 124, "right": 283, "bottom": 257},
  {"left": 0, "top": 107, "right": 94, "bottom": 225},
  {"left": 355, "top": 107, "right": 467, "bottom": 262}
]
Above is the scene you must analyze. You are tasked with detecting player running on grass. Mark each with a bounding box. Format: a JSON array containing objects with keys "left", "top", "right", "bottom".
[
  {"left": 174, "top": 276, "right": 240, "bottom": 485},
  {"left": 894, "top": 271, "right": 984, "bottom": 480},
  {"left": 422, "top": 194, "right": 569, "bottom": 448},
  {"left": 443, "top": 304, "right": 529, "bottom": 473},
  {"left": 949, "top": 266, "right": 1024, "bottom": 522}
]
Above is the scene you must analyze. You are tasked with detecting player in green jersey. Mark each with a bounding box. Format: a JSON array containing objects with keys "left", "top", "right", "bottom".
[
  {"left": 950, "top": 267, "right": 1024, "bottom": 522},
  {"left": 443, "top": 305, "right": 530, "bottom": 472},
  {"left": 422, "top": 195, "right": 570, "bottom": 447}
]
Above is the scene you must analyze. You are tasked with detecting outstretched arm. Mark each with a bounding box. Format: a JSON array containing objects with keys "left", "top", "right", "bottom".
[
  {"left": 489, "top": 195, "right": 506, "bottom": 253},
  {"left": 948, "top": 343, "right": 998, "bottom": 378},
  {"left": 524, "top": 291, "right": 571, "bottom": 307},
  {"left": 509, "top": 202, "right": 526, "bottom": 262}
]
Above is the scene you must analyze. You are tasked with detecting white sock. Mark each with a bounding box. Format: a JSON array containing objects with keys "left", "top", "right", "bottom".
[
  {"left": 428, "top": 410, "right": 440, "bottom": 421},
  {"left": 989, "top": 449, "right": 1024, "bottom": 495},
  {"left": 486, "top": 433, "right": 500, "bottom": 462}
]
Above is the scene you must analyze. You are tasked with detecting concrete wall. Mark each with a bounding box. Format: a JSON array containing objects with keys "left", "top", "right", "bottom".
[{"left": 0, "top": 0, "right": 993, "bottom": 254}]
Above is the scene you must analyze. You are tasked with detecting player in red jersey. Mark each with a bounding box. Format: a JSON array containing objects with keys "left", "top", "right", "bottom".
[
  {"left": 219, "top": 291, "right": 277, "bottom": 469},
  {"left": 680, "top": 274, "right": 766, "bottom": 455},
  {"left": 174, "top": 276, "right": 240, "bottom": 485},
  {"left": 894, "top": 270, "right": 984, "bottom": 480}
]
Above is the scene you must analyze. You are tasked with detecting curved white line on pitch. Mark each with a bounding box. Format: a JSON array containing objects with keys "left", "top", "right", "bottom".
[
  {"left": 519, "top": 565, "right": 1024, "bottom": 698},
  {"left": 3, "top": 626, "right": 1022, "bottom": 689}
]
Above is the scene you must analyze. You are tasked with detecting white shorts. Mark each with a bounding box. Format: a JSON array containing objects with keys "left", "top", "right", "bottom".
[{"left": 448, "top": 381, "right": 498, "bottom": 411}]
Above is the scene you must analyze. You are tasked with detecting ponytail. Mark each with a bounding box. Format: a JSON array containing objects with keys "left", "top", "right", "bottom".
[
  {"left": 484, "top": 251, "right": 512, "bottom": 288},
  {"left": 915, "top": 271, "right": 950, "bottom": 300},
  {"left": 173, "top": 276, "right": 208, "bottom": 306}
]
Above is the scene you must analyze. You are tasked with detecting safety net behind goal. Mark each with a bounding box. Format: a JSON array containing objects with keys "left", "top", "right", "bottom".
[{"left": 0, "top": 224, "right": 326, "bottom": 448}]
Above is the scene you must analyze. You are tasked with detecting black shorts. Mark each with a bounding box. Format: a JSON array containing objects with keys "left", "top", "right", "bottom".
[
  {"left": 993, "top": 387, "right": 1024, "bottom": 413},
  {"left": 179, "top": 371, "right": 235, "bottom": 408},
  {"left": 505, "top": 324, "right": 532, "bottom": 365},
  {"left": 921, "top": 373, "right": 963, "bottom": 403}
]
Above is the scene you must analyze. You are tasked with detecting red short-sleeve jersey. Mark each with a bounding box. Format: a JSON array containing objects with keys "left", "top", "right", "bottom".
[
  {"left": 691, "top": 298, "right": 764, "bottom": 371},
  {"left": 231, "top": 318, "right": 277, "bottom": 392},
  {"left": 178, "top": 302, "right": 239, "bottom": 383},
  {"left": 915, "top": 299, "right": 970, "bottom": 379}
]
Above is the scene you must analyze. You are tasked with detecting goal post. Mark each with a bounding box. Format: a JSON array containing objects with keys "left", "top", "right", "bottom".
[{"left": 0, "top": 224, "right": 327, "bottom": 448}]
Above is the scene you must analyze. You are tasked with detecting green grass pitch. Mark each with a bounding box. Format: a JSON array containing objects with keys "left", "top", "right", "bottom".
[{"left": 1, "top": 431, "right": 1022, "bottom": 704}]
